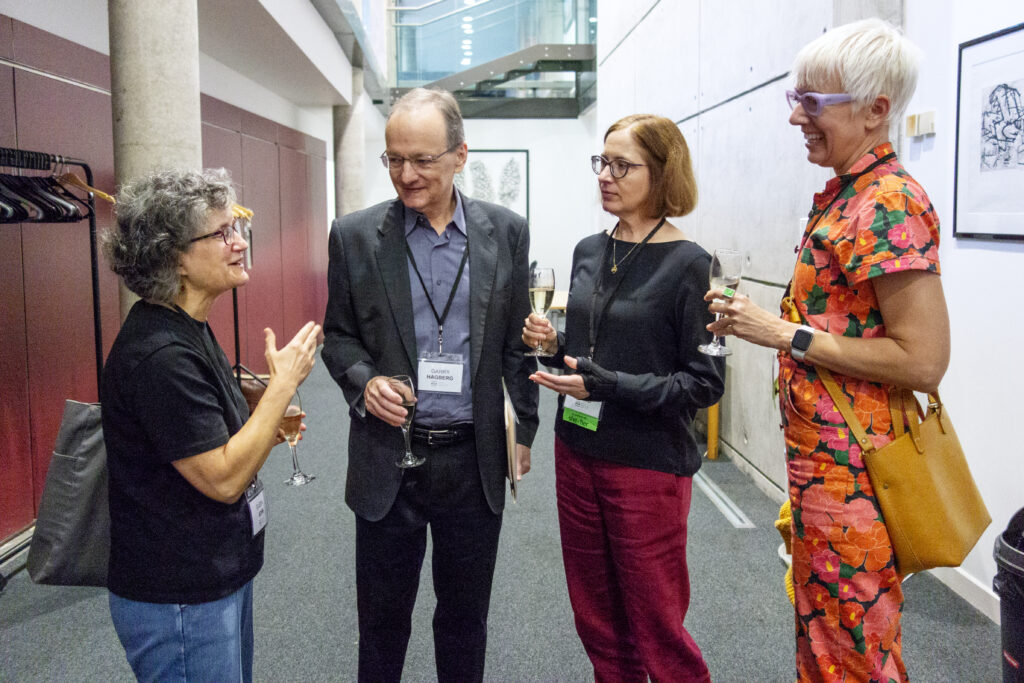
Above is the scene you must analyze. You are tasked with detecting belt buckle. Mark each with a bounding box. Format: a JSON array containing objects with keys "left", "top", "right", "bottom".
[{"left": 427, "top": 429, "right": 446, "bottom": 447}]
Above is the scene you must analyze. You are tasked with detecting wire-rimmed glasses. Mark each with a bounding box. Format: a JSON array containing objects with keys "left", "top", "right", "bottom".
[
  {"left": 189, "top": 220, "right": 243, "bottom": 246},
  {"left": 591, "top": 155, "right": 645, "bottom": 179},
  {"left": 380, "top": 143, "right": 459, "bottom": 173}
]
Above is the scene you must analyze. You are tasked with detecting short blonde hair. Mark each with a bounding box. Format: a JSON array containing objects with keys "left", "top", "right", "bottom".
[
  {"left": 793, "top": 18, "right": 920, "bottom": 121},
  {"left": 605, "top": 114, "right": 697, "bottom": 218}
]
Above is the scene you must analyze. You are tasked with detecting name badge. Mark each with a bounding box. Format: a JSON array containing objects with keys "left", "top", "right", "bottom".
[
  {"left": 246, "top": 478, "right": 268, "bottom": 536},
  {"left": 562, "top": 397, "right": 603, "bottom": 432},
  {"left": 418, "top": 352, "right": 464, "bottom": 394}
]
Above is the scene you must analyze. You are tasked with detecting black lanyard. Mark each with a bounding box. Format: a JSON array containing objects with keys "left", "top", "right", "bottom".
[
  {"left": 405, "top": 241, "right": 469, "bottom": 354},
  {"left": 586, "top": 217, "right": 665, "bottom": 358}
]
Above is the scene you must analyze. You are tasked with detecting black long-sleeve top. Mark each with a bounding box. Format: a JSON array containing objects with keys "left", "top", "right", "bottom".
[{"left": 544, "top": 232, "right": 725, "bottom": 476}]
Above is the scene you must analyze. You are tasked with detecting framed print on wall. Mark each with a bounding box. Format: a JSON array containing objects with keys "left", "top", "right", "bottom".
[
  {"left": 954, "top": 22, "right": 1024, "bottom": 240},
  {"left": 455, "top": 149, "right": 529, "bottom": 222}
]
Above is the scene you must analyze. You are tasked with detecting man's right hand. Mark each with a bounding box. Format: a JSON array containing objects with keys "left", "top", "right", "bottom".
[{"left": 364, "top": 376, "right": 413, "bottom": 427}]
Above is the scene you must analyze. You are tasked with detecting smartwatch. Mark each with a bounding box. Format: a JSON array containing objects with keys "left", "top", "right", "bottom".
[{"left": 790, "top": 325, "right": 815, "bottom": 361}]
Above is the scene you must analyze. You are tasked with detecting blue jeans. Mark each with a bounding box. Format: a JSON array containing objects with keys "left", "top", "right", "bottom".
[{"left": 108, "top": 580, "right": 254, "bottom": 683}]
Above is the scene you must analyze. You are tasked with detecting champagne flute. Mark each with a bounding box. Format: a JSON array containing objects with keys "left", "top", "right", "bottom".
[
  {"left": 388, "top": 375, "right": 422, "bottom": 468},
  {"left": 282, "top": 390, "right": 315, "bottom": 485},
  {"left": 699, "top": 249, "right": 744, "bottom": 357},
  {"left": 526, "top": 267, "right": 556, "bottom": 357}
]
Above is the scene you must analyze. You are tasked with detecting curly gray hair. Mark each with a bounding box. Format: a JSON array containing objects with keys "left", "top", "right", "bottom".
[{"left": 103, "top": 169, "right": 236, "bottom": 305}]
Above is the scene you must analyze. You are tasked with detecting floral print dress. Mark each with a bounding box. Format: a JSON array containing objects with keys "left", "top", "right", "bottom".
[{"left": 778, "top": 144, "right": 941, "bottom": 682}]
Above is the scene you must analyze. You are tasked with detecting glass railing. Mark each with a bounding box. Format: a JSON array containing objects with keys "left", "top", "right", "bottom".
[{"left": 390, "top": 0, "right": 596, "bottom": 90}]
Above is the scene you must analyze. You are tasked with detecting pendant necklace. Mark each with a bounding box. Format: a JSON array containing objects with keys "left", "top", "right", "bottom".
[{"left": 610, "top": 216, "right": 666, "bottom": 273}]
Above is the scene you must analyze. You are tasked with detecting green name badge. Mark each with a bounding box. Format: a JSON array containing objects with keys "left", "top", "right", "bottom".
[{"left": 562, "top": 397, "right": 602, "bottom": 432}]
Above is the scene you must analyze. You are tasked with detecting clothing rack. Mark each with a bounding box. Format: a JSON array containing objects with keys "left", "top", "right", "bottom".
[{"left": 0, "top": 146, "right": 103, "bottom": 390}]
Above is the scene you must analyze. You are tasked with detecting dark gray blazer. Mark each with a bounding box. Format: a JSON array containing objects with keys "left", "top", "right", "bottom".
[{"left": 322, "top": 193, "right": 539, "bottom": 521}]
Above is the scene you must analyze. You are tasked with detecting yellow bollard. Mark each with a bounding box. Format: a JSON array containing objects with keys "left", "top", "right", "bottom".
[{"left": 705, "top": 402, "right": 719, "bottom": 459}]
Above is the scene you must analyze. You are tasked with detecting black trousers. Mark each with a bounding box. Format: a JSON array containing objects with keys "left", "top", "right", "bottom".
[{"left": 355, "top": 438, "right": 502, "bottom": 683}]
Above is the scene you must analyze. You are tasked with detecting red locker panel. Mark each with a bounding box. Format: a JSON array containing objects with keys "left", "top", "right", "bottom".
[
  {"left": 202, "top": 121, "right": 248, "bottom": 365},
  {"left": 15, "top": 69, "right": 119, "bottom": 507},
  {"left": 0, "top": 224, "right": 34, "bottom": 539},
  {"left": 307, "top": 152, "right": 329, "bottom": 329},
  {"left": 10, "top": 18, "right": 110, "bottom": 90},
  {"left": 0, "top": 16, "right": 13, "bottom": 60},
  {"left": 240, "top": 135, "right": 283, "bottom": 375},
  {"left": 279, "top": 145, "right": 311, "bottom": 338}
]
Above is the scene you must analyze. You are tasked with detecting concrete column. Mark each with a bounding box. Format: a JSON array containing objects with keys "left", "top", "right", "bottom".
[
  {"left": 333, "top": 67, "right": 366, "bottom": 217},
  {"left": 108, "top": 0, "right": 203, "bottom": 318}
]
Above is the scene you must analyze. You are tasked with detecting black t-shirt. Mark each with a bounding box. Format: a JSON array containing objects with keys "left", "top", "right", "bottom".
[
  {"left": 101, "top": 301, "right": 263, "bottom": 603},
  {"left": 544, "top": 233, "right": 725, "bottom": 476}
]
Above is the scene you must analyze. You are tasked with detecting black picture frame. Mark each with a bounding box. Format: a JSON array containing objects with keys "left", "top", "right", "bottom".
[{"left": 953, "top": 22, "right": 1024, "bottom": 241}]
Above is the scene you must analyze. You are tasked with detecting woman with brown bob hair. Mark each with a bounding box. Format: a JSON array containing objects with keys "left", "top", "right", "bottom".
[{"left": 522, "top": 114, "right": 724, "bottom": 681}]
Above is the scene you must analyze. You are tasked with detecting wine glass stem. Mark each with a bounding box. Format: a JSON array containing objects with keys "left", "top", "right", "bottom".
[
  {"left": 401, "top": 426, "right": 413, "bottom": 458},
  {"left": 710, "top": 312, "right": 723, "bottom": 347},
  {"left": 288, "top": 442, "right": 301, "bottom": 474}
]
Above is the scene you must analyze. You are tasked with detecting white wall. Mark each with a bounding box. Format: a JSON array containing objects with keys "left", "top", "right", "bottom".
[
  {"left": 902, "top": 0, "right": 1024, "bottom": 621},
  {"left": 361, "top": 112, "right": 598, "bottom": 287}
]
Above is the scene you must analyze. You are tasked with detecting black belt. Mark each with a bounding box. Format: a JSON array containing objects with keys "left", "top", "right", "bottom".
[{"left": 411, "top": 422, "right": 474, "bottom": 447}]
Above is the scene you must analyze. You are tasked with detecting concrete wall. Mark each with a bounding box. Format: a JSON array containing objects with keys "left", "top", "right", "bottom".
[{"left": 596, "top": 0, "right": 1024, "bottom": 619}]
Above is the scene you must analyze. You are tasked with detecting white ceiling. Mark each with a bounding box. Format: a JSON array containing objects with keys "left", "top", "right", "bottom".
[{"left": 197, "top": 0, "right": 350, "bottom": 106}]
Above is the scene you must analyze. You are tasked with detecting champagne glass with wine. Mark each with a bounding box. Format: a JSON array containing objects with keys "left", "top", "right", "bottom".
[
  {"left": 388, "top": 375, "right": 422, "bottom": 468},
  {"left": 281, "top": 390, "right": 315, "bottom": 486},
  {"left": 526, "top": 267, "right": 556, "bottom": 357},
  {"left": 699, "top": 248, "right": 744, "bottom": 357}
]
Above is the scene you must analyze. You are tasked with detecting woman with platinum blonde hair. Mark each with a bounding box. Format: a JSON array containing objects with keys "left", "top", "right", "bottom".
[
  {"left": 101, "top": 169, "right": 321, "bottom": 682},
  {"left": 705, "top": 18, "right": 949, "bottom": 681}
]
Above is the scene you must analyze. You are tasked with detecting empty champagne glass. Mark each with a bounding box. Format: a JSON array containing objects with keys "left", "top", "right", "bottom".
[
  {"left": 388, "top": 375, "right": 422, "bottom": 468},
  {"left": 526, "top": 267, "right": 556, "bottom": 357},
  {"left": 699, "top": 248, "right": 744, "bottom": 357},
  {"left": 282, "top": 389, "right": 315, "bottom": 485}
]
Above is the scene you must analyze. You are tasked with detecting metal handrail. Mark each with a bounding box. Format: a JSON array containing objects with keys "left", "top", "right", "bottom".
[{"left": 390, "top": 0, "right": 499, "bottom": 28}]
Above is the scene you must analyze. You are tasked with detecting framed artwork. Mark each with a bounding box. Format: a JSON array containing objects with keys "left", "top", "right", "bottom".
[
  {"left": 954, "top": 22, "right": 1024, "bottom": 240},
  {"left": 455, "top": 149, "right": 529, "bottom": 221}
]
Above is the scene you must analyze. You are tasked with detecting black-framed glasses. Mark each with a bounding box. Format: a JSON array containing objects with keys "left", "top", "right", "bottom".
[
  {"left": 381, "top": 143, "right": 459, "bottom": 172},
  {"left": 591, "top": 155, "right": 645, "bottom": 179},
  {"left": 190, "top": 222, "right": 242, "bottom": 246},
  {"left": 785, "top": 89, "right": 853, "bottom": 117}
]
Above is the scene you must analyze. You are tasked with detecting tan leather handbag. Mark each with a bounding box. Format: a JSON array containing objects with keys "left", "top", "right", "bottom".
[{"left": 818, "top": 368, "right": 990, "bottom": 575}]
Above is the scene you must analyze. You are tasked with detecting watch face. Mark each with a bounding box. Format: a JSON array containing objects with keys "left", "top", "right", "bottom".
[{"left": 793, "top": 328, "right": 814, "bottom": 351}]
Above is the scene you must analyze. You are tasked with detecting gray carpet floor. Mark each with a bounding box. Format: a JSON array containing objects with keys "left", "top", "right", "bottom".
[{"left": 0, "top": 352, "right": 1002, "bottom": 681}]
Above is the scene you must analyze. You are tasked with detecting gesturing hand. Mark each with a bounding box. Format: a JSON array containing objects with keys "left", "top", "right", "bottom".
[{"left": 264, "top": 321, "right": 321, "bottom": 391}]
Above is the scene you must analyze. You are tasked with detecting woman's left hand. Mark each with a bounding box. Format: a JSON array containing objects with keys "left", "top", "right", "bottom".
[
  {"left": 704, "top": 288, "right": 792, "bottom": 350},
  {"left": 530, "top": 355, "right": 590, "bottom": 399}
]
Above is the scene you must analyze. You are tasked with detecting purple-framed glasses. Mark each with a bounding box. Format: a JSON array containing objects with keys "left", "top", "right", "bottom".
[{"left": 785, "top": 90, "right": 853, "bottom": 117}]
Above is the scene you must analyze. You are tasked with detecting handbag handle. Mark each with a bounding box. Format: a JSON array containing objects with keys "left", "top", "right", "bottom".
[{"left": 817, "top": 366, "right": 938, "bottom": 455}]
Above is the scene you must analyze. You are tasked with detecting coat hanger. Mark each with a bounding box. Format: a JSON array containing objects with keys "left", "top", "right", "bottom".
[{"left": 55, "top": 171, "right": 116, "bottom": 205}]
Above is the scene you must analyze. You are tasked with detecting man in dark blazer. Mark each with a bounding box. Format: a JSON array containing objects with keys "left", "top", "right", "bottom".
[{"left": 322, "top": 88, "right": 538, "bottom": 682}]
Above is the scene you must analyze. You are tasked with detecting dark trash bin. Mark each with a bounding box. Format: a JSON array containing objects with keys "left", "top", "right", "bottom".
[{"left": 995, "top": 508, "right": 1024, "bottom": 682}]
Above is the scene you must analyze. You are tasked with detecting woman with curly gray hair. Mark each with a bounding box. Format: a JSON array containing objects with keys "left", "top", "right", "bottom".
[{"left": 100, "top": 168, "right": 321, "bottom": 682}]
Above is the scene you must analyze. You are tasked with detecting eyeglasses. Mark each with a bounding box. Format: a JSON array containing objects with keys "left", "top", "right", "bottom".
[
  {"left": 190, "top": 222, "right": 243, "bottom": 246},
  {"left": 785, "top": 90, "right": 853, "bottom": 117},
  {"left": 591, "top": 155, "right": 645, "bottom": 179},
  {"left": 381, "top": 144, "right": 459, "bottom": 172}
]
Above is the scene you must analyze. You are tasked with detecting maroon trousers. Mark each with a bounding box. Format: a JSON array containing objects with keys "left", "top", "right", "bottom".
[{"left": 555, "top": 437, "right": 710, "bottom": 683}]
